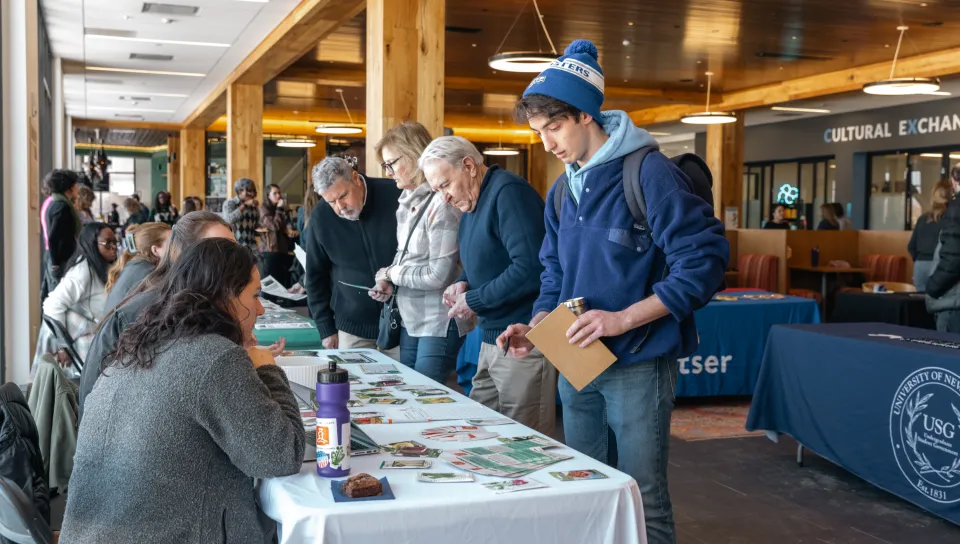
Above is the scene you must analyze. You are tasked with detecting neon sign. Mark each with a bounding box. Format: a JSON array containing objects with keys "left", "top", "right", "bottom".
[{"left": 777, "top": 184, "right": 799, "bottom": 205}]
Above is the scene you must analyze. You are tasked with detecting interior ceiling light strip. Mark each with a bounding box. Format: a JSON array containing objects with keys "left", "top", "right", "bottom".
[{"left": 85, "top": 66, "right": 205, "bottom": 77}]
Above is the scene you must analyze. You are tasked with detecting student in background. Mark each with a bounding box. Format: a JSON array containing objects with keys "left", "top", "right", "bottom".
[
  {"left": 104, "top": 222, "right": 172, "bottom": 312},
  {"left": 817, "top": 203, "right": 839, "bottom": 230},
  {"left": 62, "top": 238, "right": 304, "bottom": 544},
  {"left": 911, "top": 180, "right": 953, "bottom": 292},
  {"left": 259, "top": 183, "right": 294, "bottom": 287},
  {"left": 122, "top": 198, "right": 147, "bottom": 235},
  {"left": 181, "top": 197, "right": 198, "bottom": 215},
  {"left": 41, "top": 222, "right": 118, "bottom": 362},
  {"left": 76, "top": 186, "right": 96, "bottom": 224},
  {"left": 833, "top": 203, "right": 853, "bottom": 230},
  {"left": 763, "top": 205, "right": 790, "bottom": 229},
  {"left": 222, "top": 178, "right": 261, "bottom": 254},
  {"left": 132, "top": 193, "right": 149, "bottom": 218},
  {"left": 42, "top": 170, "right": 82, "bottom": 300},
  {"left": 107, "top": 203, "right": 120, "bottom": 227},
  {"left": 149, "top": 191, "right": 179, "bottom": 226}
]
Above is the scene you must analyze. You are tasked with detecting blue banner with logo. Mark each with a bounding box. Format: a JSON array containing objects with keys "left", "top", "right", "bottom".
[
  {"left": 748, "top": 323, "right": 960, "bottom": 524},
  {"left": 677, "top": 294, "right": 820, "bottom": 397}
]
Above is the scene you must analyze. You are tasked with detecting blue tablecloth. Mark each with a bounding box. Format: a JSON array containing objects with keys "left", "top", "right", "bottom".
[
  {"left": 747, "top": 323, "right": 960, "bottom": 525},
  {"left": 678, "top": 293, "right": 820, "bottom": 397}
]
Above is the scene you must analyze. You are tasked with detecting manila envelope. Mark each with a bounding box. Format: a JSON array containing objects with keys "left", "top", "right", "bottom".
[{"left": 526, "top": 305, "right": 617, "bottom": 391}]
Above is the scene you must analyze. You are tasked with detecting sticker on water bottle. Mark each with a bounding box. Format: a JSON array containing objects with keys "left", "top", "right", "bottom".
[
  {"left": 316, "top": 418, "right": 338, "bottom": 447},
  {"left": 316, "top": 419, "right": 351, "bottom": 470}
]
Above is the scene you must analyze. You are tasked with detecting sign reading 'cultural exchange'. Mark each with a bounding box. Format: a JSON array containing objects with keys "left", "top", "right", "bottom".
[{"left": 824, "top": 113, "right": 960, "bottom": 143}]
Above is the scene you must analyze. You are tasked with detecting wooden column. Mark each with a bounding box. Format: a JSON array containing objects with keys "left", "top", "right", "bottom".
[
  {"left": 180, "top": 128, "right": 206, "bottom": 201},
  {"left": 365, "top": 0, "right": 444, "bottom": 174},
  {"left": 167, "top": 135, "right": 181, "bottom": 205},
  {"left": 307, "top": 136, "right": 327, "bottom": 172},
  {"left": 227, "top": 83, "right": 264, "bottom": 197},
  {"left": 527, "top": 144, "right": 550, "bottom": 199},
  {"left": 706, "top": 115, "right": 745, "bottom": 227}
]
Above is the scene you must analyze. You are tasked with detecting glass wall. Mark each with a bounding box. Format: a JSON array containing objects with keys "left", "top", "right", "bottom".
[
  {"left": 743, "top": 157, "right": 835, "bottom": 229},
  {"left": 868, "top": 149, "right": 954, "bottom": 230}
]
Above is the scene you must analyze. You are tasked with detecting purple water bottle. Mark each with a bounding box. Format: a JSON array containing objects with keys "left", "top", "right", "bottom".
[{"left": 316, "top": 361, "right": 351, "bottom": 478}]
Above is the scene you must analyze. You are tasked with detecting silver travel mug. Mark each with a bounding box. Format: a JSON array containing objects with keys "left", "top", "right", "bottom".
[{"left": 563, "top": 297, "right": 588, "bottom": 317}]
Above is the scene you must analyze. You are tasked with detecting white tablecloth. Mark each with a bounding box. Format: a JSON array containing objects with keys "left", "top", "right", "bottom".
[{"left": 260, "top": 349, "right": 646, "bottom": 544}]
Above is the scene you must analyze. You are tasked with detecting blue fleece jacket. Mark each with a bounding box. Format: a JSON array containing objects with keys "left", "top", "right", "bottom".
[
  {"left": 458, "top": 165, "right": 546, "bottom": 345},
  {"left": 534, "top": 110, "right": 729, "bottom": 364}
]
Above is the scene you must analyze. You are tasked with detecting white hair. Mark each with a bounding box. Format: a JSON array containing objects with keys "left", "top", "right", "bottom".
[
  {"left": 418, "top": 136, "right": 485, "bottom": 171},
  {"left": 312, "top": 157, "right": 355, "bottom": 195}
]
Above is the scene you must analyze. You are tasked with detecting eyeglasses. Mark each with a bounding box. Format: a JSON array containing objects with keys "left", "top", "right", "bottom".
[
  {"left": 99, "top": 240, "right": 118, "bottom": 249},
  {"left": 381, "top": 157, "right": 402, "bottom": 176}
]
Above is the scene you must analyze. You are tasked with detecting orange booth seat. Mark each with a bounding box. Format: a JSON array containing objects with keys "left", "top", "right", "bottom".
[{"left": 737, "top": 254, "right": 778, "bottom": 292}]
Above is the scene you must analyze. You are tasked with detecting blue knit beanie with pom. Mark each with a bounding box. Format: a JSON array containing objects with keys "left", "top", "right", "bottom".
[{"left": 523, "top": 39, "right": 604, "bottom": 119}]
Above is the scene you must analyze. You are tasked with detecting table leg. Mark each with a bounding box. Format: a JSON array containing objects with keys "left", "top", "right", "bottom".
[
  {"left": 797, "top": 444, "right": 805, "bottom": 467},
  {"left": 820, "top": 274, "right": 828, "bottom": 320}
]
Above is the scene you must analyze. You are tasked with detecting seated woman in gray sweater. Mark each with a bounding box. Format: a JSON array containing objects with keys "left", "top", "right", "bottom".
[{"left": 60, "top": 238, "right": 305, "bottom": 544}]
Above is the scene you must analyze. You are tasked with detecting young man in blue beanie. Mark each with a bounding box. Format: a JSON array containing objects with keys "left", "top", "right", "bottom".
[{"left": 501, "top": 39, "right": 729, "bottom": 544}]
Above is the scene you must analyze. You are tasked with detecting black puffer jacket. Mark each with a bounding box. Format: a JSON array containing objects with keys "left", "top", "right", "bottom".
[
  {"left": 927, "top": 198, "right": 960, "bottom": 299},
  {"left": 0, "top": 382, "right": 50, "bottom": 525}
]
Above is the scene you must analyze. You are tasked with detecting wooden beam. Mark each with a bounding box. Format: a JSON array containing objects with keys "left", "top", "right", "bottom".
[
  {"left": 72, "top": 118, "right": 180, "bottom": 132},
  {"left": 705, "top": 116, "right": 744, "bottom": 225},
  {"left": 307, "top": 136, "right": 327, "bottom": 172},
  {"left": 365, "top": 0, "right": 445, "bottom": 173},
  {"left": 631, "top": 45, "right": 960, "bottom": 125},
  {"left": 167, "top": 135, "right": 181, "bottom": 205},
  {"left": 227, "top": 83, "right": 264, "bottom": 197},
  {"left": 276, "top": 67, "right": 708, "bottom": 105},
  {"left": 184, "top": 0, "right": 365, "bottom": 129},
  {"left": 526, "top": 144, "right": 549, "bottom": 199},
  {"left": 180, "top": 128, "right": 206, "bottom": 201}
]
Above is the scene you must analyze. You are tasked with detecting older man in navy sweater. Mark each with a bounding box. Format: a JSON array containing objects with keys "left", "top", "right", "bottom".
[
  {"left": 501, "top": 40, "right": 729, "bottom": 544},
  {"left": 420, "top": 136, "right": 556, "bottom": 435}
]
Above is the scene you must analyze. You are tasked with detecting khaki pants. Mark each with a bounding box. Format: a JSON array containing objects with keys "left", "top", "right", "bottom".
[
  {"left": 469, "top": 343, "right": 557, "bottom": 435},
  {"left": 338, "top": 331, "right": 400, "bottom": 361}
]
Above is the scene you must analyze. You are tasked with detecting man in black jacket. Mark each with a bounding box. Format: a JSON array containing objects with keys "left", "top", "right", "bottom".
[
  {"left": 41, "top": 169, "right": 81, "bottom": 300},
  {"left": 304, "top": 157, "right": 401, "bottom": 358},
  {"left": 927, "top": 165, "right": 960, "bottom": 332}
]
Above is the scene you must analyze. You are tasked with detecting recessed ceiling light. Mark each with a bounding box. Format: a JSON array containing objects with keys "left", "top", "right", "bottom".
[
  {"left": 626, "top": 55, "right": 631, "bottom": 59},
  {"left": 791, "top": 36, "right": 797, "bottom": 40},
  {"left": 628, "top": 22, "right": 634, "bottom": 26},
  {"left": 85, "top": 32, "right": 230, "bottom": 48},
  {"left": 85, "top": 66, "right": 205, "bottom": 77},
  {"left": 771, "top": 106, "right": 831, "bottom": 113},
  {"left": 161, "top": 18, "right": 173, "bottom": 24},
  {"left": 622, "top": 40, "right": 630, "bottom": 46},
  {"left": 87, "top": 106, "right": 175, "bottom": 113},
  {"left": 85, "top": 90, "right": 188, "bottom": 98},
  {"left": 123, "top": 15, "right": 132, "bottom": 20},
  {"left": 472, "top": 43, "right": 477, "bottom": 47},
  {"left": 921, "top": 2, "right": 928, "bottom": 6}
]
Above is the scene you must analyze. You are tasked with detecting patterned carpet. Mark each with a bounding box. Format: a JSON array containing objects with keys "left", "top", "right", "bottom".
[{"left": 670, "top": 399, "right": 765, "bottom": 441}]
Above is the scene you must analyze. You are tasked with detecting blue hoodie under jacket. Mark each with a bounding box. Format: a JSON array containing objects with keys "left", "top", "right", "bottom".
[{"left": 533, "top": 111, "right": 730, "bottom": 365}]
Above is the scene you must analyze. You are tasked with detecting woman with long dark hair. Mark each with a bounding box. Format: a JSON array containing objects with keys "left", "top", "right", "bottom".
[
  {"left": 149, "top": 190, "right": 179, "bottom": 225},
  {"left": 104, "top": 222, "right": 171, "bottom": 311},
  {"left": 41, "top": 222, "right": 118, "bottom": 361},
  {"left": 259, "top": 183, "right": 293, "bottom": 286},
  {"left": 62, "top": 238, "right": 304, "bottom": 543}
]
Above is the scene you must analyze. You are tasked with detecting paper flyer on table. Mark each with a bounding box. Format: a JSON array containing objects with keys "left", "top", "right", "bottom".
[
  {"left": 260, "top": 275, "right": 307, "bottom": 301},
  {"left": 440, "top": 439, "right": 572, "bottom": 478},
  {"left": 377, "top": 405, "right": 494, "bottom": 423}
]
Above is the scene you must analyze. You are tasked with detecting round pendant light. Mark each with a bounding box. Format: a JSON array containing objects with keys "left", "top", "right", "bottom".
[
  {"left": 488, "top": 52, "right": 557, "bottom": 73},
  {"left": 487, "top": 0, "right": 557, "bottom": 74},
  {"left": 276, "top": 139, "right": 317, "bottom": 148},
  {"left": 315, "top": 89, "right": 363, "bottom": 135},
  {"left": 482, "top": 120, "right": 520, "bottom": 156},
  {"left": 863, "top": 27, "right": 941, "bottom": 96},
  {"left": 863, "top": 77, "right": 941, "bottom": 96},
  {"left": 680, "top": 72, "right": 737, "bottom": 125}
]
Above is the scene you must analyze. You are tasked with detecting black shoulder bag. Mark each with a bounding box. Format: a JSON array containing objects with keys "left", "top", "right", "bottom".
[{"left": 377, "top": 193, "right": 435, "bottom": 350}]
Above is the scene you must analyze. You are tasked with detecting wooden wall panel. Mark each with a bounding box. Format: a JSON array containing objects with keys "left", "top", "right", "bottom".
[
  {"left": 180, "top": 128, "right": 206, "bottom": 201},
  {"left": 706, "top": 116, "right": 744, "bottom": 223},
  {"left": 786, "top": 231, "right": 860, "bottom": 269},
  {"left": 167, "top": 135, "right": 181, "bottom": 206}
]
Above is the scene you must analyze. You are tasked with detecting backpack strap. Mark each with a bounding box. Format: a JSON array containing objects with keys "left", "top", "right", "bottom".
[{"left": 621, "top": 146, "right": 657, "bottom": 232}]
